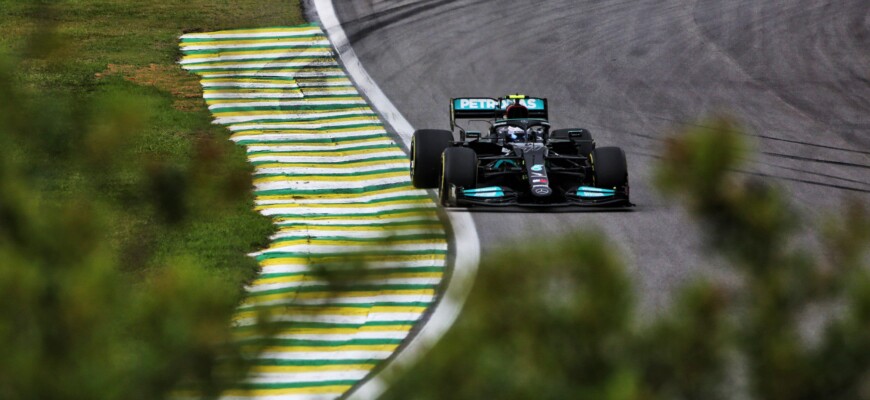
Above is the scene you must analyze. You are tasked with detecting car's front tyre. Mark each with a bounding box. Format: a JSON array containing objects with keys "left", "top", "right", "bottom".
[
  {"left": 410, "top": 129, "right": 453, "bottom": 188},
  {"left": 439, "top": 147, "right": 478, "bottom": 206},
  {"left": 591, "top": 146, "right": 628, "bottom": 189}
]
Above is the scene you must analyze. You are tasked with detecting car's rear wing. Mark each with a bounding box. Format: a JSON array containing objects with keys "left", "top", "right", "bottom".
[{"left": 450, "top": 95, "right": 548, "bottom": 130}]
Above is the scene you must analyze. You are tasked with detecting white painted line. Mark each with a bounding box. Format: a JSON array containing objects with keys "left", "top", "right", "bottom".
[
  {"left": 313, "top": 1, "right": 482, "bottom": 399},
  {"left": 219, "top": 395, "right": 338, "bottom": 400}
]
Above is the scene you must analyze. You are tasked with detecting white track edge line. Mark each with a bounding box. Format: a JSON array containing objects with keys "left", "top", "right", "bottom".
[{"left": 311, "top": 1, "right": 482, "bottom": 399}]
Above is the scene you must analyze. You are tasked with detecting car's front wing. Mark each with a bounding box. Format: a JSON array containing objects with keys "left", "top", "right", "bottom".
[{"left": 447, "top": 185, "right": 633, "bottom": 208}]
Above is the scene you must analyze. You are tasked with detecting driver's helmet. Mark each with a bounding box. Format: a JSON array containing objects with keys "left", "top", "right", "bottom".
[
  {"left": 499, "top": 103, "right": 530, "bottom": 143},
  {"left": 504, "top": 103, "right": 529, "bottom": 119}
]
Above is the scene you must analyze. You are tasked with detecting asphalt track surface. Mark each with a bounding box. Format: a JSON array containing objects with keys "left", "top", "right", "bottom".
[{"left": 332, "top": 0, "right": 870, "bottom": 310}]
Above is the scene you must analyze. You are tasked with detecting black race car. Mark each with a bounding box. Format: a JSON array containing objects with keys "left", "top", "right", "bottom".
[{"left": 410, "top": 94, "right": 632, "bottom": 207}]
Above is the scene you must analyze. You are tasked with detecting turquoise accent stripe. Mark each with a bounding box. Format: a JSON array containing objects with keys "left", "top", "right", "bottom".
[
  {"left": 462, "top": 186, "right": 505, "bottom": 198},
  {"left": 577, "top": 186, "right": 615, "bottom": 198}
]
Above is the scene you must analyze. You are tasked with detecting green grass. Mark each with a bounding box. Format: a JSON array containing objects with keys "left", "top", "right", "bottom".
[{"left": 1, "top": 0, "right": 305, "bottom": 289}]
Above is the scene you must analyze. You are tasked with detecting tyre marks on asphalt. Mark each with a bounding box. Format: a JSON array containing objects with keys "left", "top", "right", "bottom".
[{"left": 180, "top": 24, "right": 447, "bottom": 399}]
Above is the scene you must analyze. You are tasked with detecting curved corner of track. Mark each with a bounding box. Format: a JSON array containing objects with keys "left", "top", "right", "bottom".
[{"left": 312, "top": 0, "right": 482, "bottom": 399}]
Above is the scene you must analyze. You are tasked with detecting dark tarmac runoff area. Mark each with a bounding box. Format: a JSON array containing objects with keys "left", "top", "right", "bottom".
[{"left": 333, "top": 0, "right": 870, "bottom": 311}]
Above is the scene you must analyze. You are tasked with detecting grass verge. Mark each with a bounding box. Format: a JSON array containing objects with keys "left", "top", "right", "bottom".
[{"left": 0, "top": 0, "right": 305, "bottom": 289}]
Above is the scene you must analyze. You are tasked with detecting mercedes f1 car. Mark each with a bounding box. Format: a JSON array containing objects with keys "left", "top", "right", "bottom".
[{"left": 410, "top": 94, "right": 632, "bottom": 207}]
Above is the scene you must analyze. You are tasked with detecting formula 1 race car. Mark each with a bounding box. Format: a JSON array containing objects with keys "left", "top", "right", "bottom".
[{"left": 410, "top": 94, "right": 632, "bottom": 207}]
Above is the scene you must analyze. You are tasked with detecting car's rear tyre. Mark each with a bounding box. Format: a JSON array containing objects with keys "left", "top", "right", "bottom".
[
  {"left": 591, "top": 146, "right": 628, "bottom": 188},
  {"left": 551, "top": 128, "right": 595, "bottom": 156},
  {"left": 439, "top": 147, "right": 478, "bottom": 206},
  {"left": 411, "top": 129, "right": 453, "bottom": 188}
]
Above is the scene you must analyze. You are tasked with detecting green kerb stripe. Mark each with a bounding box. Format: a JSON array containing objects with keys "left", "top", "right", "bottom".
[{"left": 254, "top": 182, "right": 412, "bottom": 196}]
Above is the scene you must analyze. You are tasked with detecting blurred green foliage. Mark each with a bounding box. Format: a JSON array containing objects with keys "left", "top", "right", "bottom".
[
  {"left": 0, "top": 0, "right": 303, "bottom": 398},
  {"left": 3, "top": 1, "right": 868, "bottom": 398},
  {"left": 382, "top": 117, "right": 869, "bottom": 400}
]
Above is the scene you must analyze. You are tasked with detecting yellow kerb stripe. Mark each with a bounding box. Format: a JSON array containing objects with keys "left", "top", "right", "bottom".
[
  {"left": 244, "top": 289, "right": 437, "bottom": 304},
  {"left": 253, "top": 272, "right": 443, "bottom": 286},
  {"left": 220, "top": 385, "right": 352, "bottom": 396},
  {"left": 275, "top": 223, "right": 442, "bottom": 232},
  {"left": 257, "top": 186, "right": 416, "bottom": 201},
  {"left": 272, "top": 211, "right": 439, "bottom": 222},
  {"left": 212, "top": 96, "right": 363, "bottom": 105},
  {"left": 256, "top": 198, "right": 429, "bottom": 212}
]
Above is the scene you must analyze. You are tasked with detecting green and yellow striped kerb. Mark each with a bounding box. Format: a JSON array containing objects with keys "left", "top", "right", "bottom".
[{"left": 180, "top": 23, "right": 447, "bottom": 400}]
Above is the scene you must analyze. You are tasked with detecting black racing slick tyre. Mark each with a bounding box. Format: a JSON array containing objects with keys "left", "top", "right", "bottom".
[
  {"left": 411, "top": 129, "right": 453, "bottom": 188},
  {"left": 591, "top": 146, "right": 628, "bottom": 189},
  {"left": 439, "top": 147, "right": 478, "bottom": 206}
]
